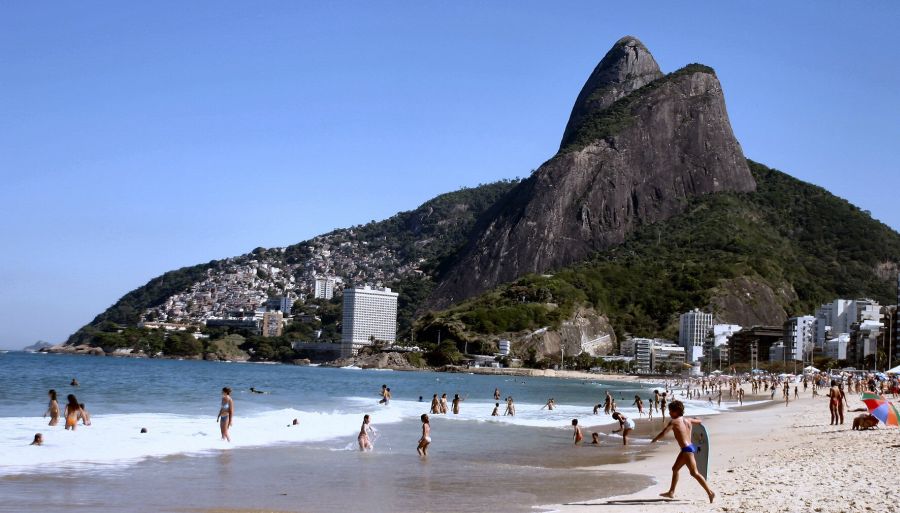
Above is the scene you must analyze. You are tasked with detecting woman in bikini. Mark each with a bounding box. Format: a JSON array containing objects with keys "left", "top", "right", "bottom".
[
  {"left": 63, "top": 394, "right": 83, "bottom": 431},
  {"left": 358, "top": 414, "right": 375, "bottom": 451},
  {"left": 44, "top": 389, "right": 60, "bottom": 426},
  {"left": 218, "top": 387, "right": 234, "bottom": 442}
]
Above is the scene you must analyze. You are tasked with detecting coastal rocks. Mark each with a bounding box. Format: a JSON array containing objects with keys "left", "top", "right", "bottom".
[
  {"left": 203, "top": 335, "right": 250, "bottom": 362},
  {"left": 44, "top": 344, "right": 105, "bottom": 356},
  {"left": 432, "top": 37, "right": 756, "bottom": 307},
  {"left": 515, "top": 307, "right": 616, "bottom": 359},
  {"left": 329, "top": 351, "right": 417, "bottom": 370}
]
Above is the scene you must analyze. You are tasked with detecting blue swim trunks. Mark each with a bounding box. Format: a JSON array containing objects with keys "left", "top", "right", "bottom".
[{"left": 681, "top": 444, "right": 697, "bottom": 453}]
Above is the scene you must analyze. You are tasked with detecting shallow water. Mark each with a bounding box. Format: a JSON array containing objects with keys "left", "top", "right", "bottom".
[{"left": 0, "top": 352, "right": 733, "bottom": 512}]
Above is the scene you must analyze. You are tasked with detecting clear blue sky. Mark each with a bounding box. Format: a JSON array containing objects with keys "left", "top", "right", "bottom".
[{"left": 2, "top": 1, "right": 899, "bottom": 349}]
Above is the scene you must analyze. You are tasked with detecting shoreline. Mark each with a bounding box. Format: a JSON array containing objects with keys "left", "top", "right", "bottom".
[
  {"left": 29, "top": 348, "right": 659, "bottom": 384},
  {"left": 543, "top": 389, "right": 895, "bottom": 513}
]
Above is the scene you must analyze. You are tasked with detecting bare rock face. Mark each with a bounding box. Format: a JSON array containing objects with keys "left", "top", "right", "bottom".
[
  {"left": 432, "top": 38, "right": 756, "bottom": 306},
  {"left": 560, "top": 36, "right": 663, "bottom": 149},
  {"left": 707, "top": 276, "right": 796, "bottom": 327},
  {"left": 515, "top": 307, "right": 616, "bottom": 359}
]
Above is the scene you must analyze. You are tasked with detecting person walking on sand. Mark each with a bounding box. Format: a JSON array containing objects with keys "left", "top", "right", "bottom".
[
  {"left": 651, "top": 400, "right": 715, "bottom": 503},
  {"left": 217, "top": 387, "right": 234, "bottom": 442},
  {"left": 358, "top": 414, "right": 375, "bottom": 451},
  {"left": 611, "top": 412, "right": 635, "bottom": 445},
  {"left": 44, "top": 390, "right": 60, "bottom": 426},
  {"left": 417, "top": 414, "right": 431, "bottom": 457},
  {"left": 571, "top": 419, "right": 584, "bottom": 445}
]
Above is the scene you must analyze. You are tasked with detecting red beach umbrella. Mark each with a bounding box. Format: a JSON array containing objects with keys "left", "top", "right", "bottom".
[{"left": 861, "top": 392, "right": 900, "bottom": 427}]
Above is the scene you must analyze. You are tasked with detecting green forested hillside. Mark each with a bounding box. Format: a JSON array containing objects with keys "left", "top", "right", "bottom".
[
  {"left": 66, "top": 179, "right": 520, "bottom": 347},
  {"left": 415, "top": 161, "right": 900, "bottom": 347}
]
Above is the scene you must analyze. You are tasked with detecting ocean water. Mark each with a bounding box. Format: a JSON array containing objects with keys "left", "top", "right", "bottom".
[{"left": 0, "top": 352, "right": 738, "bottom": 512}]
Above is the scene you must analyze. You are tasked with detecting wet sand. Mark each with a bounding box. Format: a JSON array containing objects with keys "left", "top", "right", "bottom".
[{"left": 1, "top": 416, "right": 653, "bottom": 513}]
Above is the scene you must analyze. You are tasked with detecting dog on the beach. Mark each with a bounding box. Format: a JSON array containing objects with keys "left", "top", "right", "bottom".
[{"left": 852, "top": 414, "right": 879, "bottom": 430}]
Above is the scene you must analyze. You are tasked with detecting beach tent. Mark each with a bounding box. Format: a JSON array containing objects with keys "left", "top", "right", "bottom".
[
  {"left": 887, "top": 365, "right": 900, "bottom": 374},
  {"left": 803, "top": 366, "right": 820, "bottom": 373}
]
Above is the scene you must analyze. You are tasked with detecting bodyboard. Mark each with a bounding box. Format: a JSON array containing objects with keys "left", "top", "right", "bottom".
[{"left": 690, "top": 423, "right": 710, "bottom": 480}]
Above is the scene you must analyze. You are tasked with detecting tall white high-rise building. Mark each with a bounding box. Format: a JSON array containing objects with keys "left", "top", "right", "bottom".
[
  {"left": 782, "top": 315, "right": 816, "bottom": 362},
  {"left": 679, "top": 309, "right": 713, "bottom": 363},
  {"left": 314, "top": 276, "right": 337, "bottom": 300},
  {"left": 341, "top": 285, "right": 398, "bottom": 356}
]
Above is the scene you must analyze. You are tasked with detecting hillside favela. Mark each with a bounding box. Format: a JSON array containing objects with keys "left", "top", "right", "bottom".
[{"left": 3, "top": 4, "right": 899, "bottom": 513}]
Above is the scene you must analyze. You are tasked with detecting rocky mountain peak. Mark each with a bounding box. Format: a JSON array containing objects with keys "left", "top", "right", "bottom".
[
  {"left": 430, "top": 38, "right": 756, "bottom": 308},
  {"left": 560, "top": 36, "right": 663, "bottom": 149}
]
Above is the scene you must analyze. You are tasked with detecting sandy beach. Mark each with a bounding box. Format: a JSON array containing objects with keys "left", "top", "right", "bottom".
[{"left": 546, "top": 390, "right": 900, "bottom": 513}]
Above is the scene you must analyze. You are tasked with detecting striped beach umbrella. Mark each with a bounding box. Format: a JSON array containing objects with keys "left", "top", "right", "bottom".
[{"left": 861, "top": 392, "right": 900, "bottom": 427}]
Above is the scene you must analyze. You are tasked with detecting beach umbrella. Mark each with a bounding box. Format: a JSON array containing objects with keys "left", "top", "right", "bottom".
[{"left": 861, "top": 392, "right": 900, "bottom": 427}]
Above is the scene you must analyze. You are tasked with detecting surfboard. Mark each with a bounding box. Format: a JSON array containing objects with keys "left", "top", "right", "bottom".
[{"left": 690, "top": 423, "right": 710, "bottom": 480}]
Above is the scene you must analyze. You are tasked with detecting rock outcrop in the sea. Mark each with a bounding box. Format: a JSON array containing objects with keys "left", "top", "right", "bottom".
[{"left": 431, "top": 37, "right": 756, "bottom": 306}]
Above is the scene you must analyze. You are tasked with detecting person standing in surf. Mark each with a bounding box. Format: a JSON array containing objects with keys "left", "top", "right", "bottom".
[
  {"left": 63, "top": 394, "right": 83, "bottom": 431},
  {"left": 611, "top": 411, "right": 635, "bottom": 445},
  {"left": 650, "top": 400, "right": 715, "bottom": 503},
  {"left": 217, "top": 387, "right": 234, "bottom": 442},
  {"left": 44, "top": 389, "right": 60, "bottom": 426},
  {"left": 439, "top": 393, "right": 449, "bottom": 414},
  {"left": 417, "top": 414, "right": 431, "bottom": 457},
  {"left": 571, "top": 419, "right": 583, "bottom": 445},
  {"left": 430, "top": 394, "right": 440, "bottom": 414},
  {"left": 451, "top": 394, "right": 466, "bottom": 414},
  {"left": 358, "top": 414, "right": 375, "bottom": 451}
]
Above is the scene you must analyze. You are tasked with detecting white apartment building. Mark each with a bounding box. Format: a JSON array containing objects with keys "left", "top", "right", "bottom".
[
  {"left": 825, "top": 334, "right": 850, "bottom": 360},
  {"left": 679, "top": 309, "right": 713, "bottom": 363},
  {"left": 783, "top": 315, "right": 816, "bottom": 362},
  {"left": 340, "top": 285, "right": 398, "bottom": 356},
  {"left": 652, "top": 342, "right": 686, "bottom": 373},
  {"left": 814, "top": 299, "right": 852, "bottom": 348},
  {"left": 314, "top": 276, "right": 337, "bottom": 300}
]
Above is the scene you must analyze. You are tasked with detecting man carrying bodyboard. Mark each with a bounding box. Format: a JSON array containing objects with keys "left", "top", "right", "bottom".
[{"left": 650, "top": 400, "right": 715, "bottom": 503}]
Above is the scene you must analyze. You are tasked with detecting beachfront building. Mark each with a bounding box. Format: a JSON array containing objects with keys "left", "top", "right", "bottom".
[
  {"left": 825, "top": 334, "right": 850, "bottom": 361},
  {"left": 703, "top": 324, "right": 742, "bottom": 371},
  {"left": 498, "top": 339, "right": 511, "bottom": 356},
  {"left": 679, "top": 309, "right": 713, "bottom": 363},
  {"left": 262, "top": 311, "right": 284, "bottom": 337},
  {"left": 631, "top": 338, "right": 653, "bottom": 373},
  {"left": 847, "top": 299, "right": 882, "bottom": 365},
  {"left": 726, "top": 326, "right": 783, "bottom": 366},
  {"left": 814, "top": 299, "right": 852, "bottom": 349},
  {"left": 313, "top": 276, "right": 337, "bottom": 300},
  {"left": 783, "top": 315, "right": 816, "bottom": 363},
  {"left": 651, "top": 342, "right": 686, "bottom": 374},
  {"left": 340, "top": 285, "right": 398, "bottom": 356}
]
